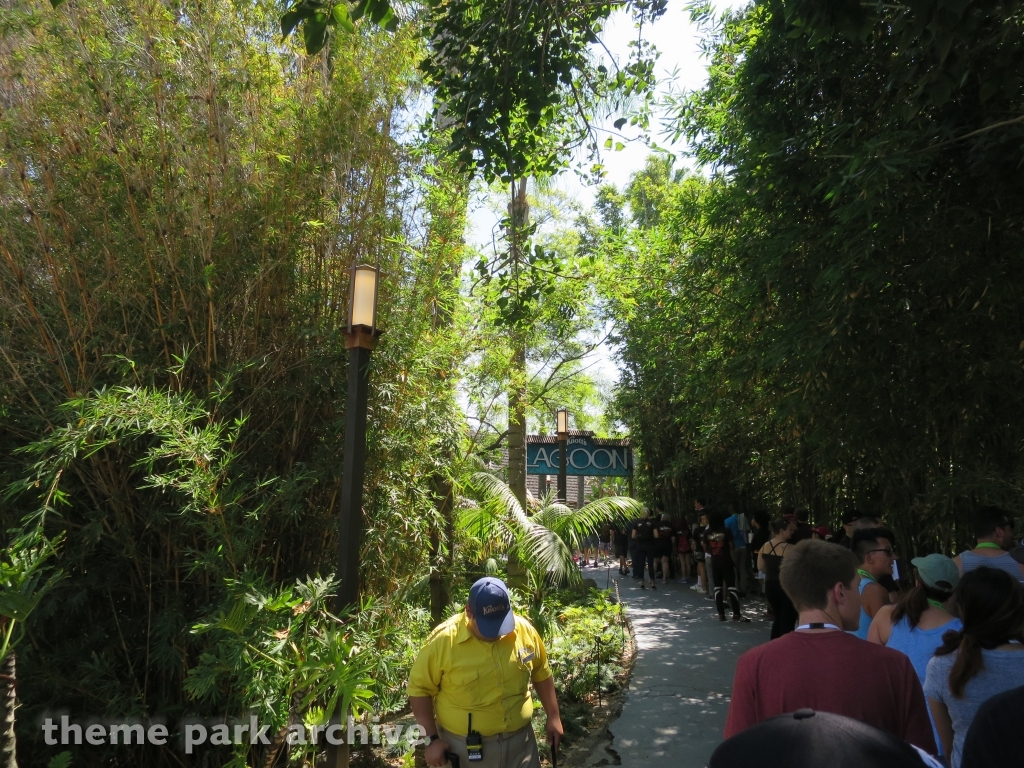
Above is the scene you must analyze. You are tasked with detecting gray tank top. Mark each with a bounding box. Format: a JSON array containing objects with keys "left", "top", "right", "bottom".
[{"left": 960, "top": 549, "right": 1024, "bottom": 582}]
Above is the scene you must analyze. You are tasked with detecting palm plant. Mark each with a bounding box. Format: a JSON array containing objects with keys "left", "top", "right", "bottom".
[{"left": 459, "top": 471, "right": 642, "bottom": 597}]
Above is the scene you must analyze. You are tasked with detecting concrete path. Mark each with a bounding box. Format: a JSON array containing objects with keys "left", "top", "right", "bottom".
[{"left": 582, "top": 564, "right": 769, "bottom": 768}]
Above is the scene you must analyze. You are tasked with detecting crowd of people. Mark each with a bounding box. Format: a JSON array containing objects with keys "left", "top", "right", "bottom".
[
  {"left": 586, "top": 502, "right": 1024, "bottom": 767},
  {"left": 593, "top": 501, "right": 761, "bottom": 622}
]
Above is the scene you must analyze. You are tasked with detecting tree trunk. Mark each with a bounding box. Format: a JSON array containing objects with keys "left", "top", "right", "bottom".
[
  {"left": 507, "top": 343, "right": 528, "bottom": 509},
  {"left": 429, "top": 474, "right": 454, "bottom": 627},
  {"left": 506, "top": 179, "right": 530, "bottom": 589},
  {"left": 2, "top": 651, "right": 16, "bottom": 768},
  {"left": 506, "top": 179, "right": 530, "bottom": 511},
  {"left": 425, "top": 152, "right": 469, "bottom": 625}
]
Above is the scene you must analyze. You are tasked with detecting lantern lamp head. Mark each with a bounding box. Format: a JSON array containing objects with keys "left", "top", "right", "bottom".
[
  {"left": 348, "top": 264, "right": 379, "bottom": 332},
  {"left": 556, "top": 407, "right": 569, "bottom": 437}
]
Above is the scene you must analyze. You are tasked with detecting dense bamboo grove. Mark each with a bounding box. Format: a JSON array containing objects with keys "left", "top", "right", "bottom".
[
  {"left": 1, "top": 1, "right": 466, "bottom": 764},
  {"left": 605, "top": 1, "right": 1024, "bottom": 555},
  {"left": 5, "top": 0, "right": 1023, "bottom": 765}
]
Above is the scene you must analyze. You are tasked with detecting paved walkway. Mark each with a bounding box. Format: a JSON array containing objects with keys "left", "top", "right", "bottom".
[{"left": 582, "top": 564, "right": 769, "bottom": 768}]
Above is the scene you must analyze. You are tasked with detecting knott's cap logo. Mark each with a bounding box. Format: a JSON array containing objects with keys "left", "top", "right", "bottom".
[{"left": 481, "top": 602, "right": 508, "bottom": 616}]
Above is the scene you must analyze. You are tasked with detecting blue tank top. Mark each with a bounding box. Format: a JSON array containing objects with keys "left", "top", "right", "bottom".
[
  {"left": 960, "top": 549, "right": 1024, "bottom": 582},
  {"left": 888, "top": 615, "right": 963, "bottom": 683},
  {"left": 888, "top": 614, "right": 963, "bottom": 757},
  {"left": 851, "top": 576, "right": 874, "bottom": 640}
]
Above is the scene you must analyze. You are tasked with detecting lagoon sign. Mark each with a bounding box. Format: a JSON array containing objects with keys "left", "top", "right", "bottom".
[{"left": 526, "top": 435, "right": 633, "bottom": 478}]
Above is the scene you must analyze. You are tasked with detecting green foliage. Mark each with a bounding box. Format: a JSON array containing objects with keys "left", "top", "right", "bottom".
[
  {"left": 548, "top": 591, "right": 625, "bottom": 704},
  {"left": 282, "top": 0, "right": 399, "bottom": 54},
  {"left": 420, "top": 0, "right": 667, "bottom": 182},
  {"left": 531, "top": 588, "right": 628, "bottom": 751},
  {"left": 463, "top": 181, "right": 611, "bottom": 450},
  {"left": 607, "top": 1, "right": 1024, "bottom": 554},
  {"left": 185, "top": 576, "right": 375, "bottom": 763},
  {"left": 281, "top": 1, "right": 667, "bottom": 182},
  {"left": 459, "top": 472, "right": 641, "bottom": 601},
  {"left": 0, "top": 524, "right": 64, "bottom": 665},
  {"left": 1, "top": 1, "right": 466, "bottom": 764}
]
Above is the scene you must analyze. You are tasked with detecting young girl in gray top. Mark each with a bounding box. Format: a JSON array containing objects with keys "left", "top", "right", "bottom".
[{"left": 924, "top": 567, "right": 1024, "bottom": 768}]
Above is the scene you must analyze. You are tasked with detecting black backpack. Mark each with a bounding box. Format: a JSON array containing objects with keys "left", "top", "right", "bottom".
[{"left": 637, "top": 519, "right": 655, "bottom": 543}]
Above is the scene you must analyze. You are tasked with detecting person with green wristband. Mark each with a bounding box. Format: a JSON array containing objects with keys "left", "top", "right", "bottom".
[
  {"left": 867, "top": 553, "right": 962, "bottom": 757},
  {"left": 849, "top": 528, "right": 897, "bottom": 640},
  {"left": 952, "top": 506, "right": 1024, "bottom": 582}
]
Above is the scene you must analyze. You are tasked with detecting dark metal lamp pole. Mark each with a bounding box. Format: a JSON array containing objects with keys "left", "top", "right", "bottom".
[
  {"left": 556, "top": 408, "right": 568, "bottom": 503},
  {"left": 327, "top": 264, "right": 382, "bottom": 768}
]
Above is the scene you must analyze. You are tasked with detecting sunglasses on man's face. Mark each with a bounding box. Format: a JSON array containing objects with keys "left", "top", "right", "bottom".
[{"left": 868, "top": 547, "right": 894, "bottom": 557}]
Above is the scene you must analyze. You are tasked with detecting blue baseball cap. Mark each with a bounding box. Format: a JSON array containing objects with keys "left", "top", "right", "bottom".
[{"left": 468, "top": 577, "right": 516, "bottom": 639}]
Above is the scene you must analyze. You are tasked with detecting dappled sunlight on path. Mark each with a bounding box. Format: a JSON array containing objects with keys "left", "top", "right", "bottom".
[{"left": 583, "top": 566, "right": 768, "bottom": 768}]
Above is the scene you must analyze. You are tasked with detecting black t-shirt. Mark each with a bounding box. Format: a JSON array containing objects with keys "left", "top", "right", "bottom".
[
  {"left": 612, "top": 526, "right": 628, "bottom": 546},
  {"left": 788, "top": 523, "right": 814, "bottom": 546},
  {"left": 704, "top": 527, "right": 735, "bottom": 576},
  {"left": 635, "top": 519, "right": 656, "bottom": 544},
  {"left": 692, "top": 525, "right": 706, "bottom": 558},
  {"left": 703, "top": 527, "right": 733, "bottom": 559},
  {"left": 750, "top": 526, "right": 770, "bottom": 558},
  {"left": 655, "top": 524, "right": 674, "bottom": 551}
]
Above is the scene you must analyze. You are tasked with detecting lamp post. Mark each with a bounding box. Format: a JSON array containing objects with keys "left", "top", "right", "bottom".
[
  {"left": 337, "top": 264, "right": 381, "bottom": 612},
  {"left": 328, "top": 264, "right": 381, "bottom": 768},
  {"left": 556, "top": 408, "right": 568, "bottom": 503}
]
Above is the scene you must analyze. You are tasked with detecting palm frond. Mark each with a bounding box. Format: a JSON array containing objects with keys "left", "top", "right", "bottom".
[
  {"left": 460, "top": 474, "right": 643, "bottom": 588},
  {"left": 468, "top": 472, "right": 533, "bottom": 528},
  {"left": 510, "top": 523, "right": 579, "bottom": 587},
  {"left": 533, "top": 494, "right": 642, "bottom": 547}
]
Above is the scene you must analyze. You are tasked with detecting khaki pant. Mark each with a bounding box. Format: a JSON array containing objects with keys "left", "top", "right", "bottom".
[{"left": 439, "top": 724, "right": 540, "bottom": 768}]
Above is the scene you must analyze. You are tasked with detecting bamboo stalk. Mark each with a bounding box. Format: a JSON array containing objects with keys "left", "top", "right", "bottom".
[
  {"left": 1, "top": 651, "right": 16, "bottom": 768},
  {"left": 14, "top": 159, "right": 88, "bottom": 386},
  {"left": 0, "top": 237, "right": 75, "bottom": 396}
]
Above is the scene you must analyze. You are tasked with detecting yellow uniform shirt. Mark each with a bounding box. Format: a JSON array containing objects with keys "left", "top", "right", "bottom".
[{"left": 406, "top": 611, "right": 552, "bottom": 736}]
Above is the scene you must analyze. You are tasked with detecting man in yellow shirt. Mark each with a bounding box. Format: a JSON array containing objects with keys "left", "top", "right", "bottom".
[{"left": 408, "top": 577, "right": 563, "bottom": 768}]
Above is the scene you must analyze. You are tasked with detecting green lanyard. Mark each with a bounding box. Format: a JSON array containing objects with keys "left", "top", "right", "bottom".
[
  {"left": 976, "top": 542, "right": 1003, "bottom": 550},
  {"left": 857, "top": 568, "right": 876, "bottom": 584},
  {"left": 927, "top": 598, "right": 948, "bottom": 611}
]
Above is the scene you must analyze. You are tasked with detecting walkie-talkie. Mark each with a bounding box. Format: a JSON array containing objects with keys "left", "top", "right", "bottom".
[{"left": 466, "top": 713, "right": 483, "bottom": 762}]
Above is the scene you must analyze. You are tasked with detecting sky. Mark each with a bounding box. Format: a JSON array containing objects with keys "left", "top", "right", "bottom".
[{"left": 465, "top": 1, "right": 748, "bottom": 391}]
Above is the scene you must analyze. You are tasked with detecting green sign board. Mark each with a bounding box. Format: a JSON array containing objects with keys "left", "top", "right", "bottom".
[{"left": 526, "top": 435, "right": 632, "bottom": 477}]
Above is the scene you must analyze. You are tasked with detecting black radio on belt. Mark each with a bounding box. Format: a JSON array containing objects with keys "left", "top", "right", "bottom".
[{"left": 466, "top": 714, "right": 483, "bottom": 762}]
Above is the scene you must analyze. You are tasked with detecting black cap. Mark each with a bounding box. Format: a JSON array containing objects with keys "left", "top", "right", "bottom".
[{"left": 708, "top": 710, "right": 930, "bottom": 768}]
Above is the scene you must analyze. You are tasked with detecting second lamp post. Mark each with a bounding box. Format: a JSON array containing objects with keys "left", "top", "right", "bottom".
[{"left": 556, "top": 407, "right": 568, "bottom": 503}]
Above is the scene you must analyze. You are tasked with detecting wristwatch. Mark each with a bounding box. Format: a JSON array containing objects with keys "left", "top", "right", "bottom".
[{"left": 427, "top": 734, "right": 441, "bottom": 744}]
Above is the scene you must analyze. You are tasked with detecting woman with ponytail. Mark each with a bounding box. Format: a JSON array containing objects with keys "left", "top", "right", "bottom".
[
  {"left": 868, "top": 554, "right": 962, "bottom": 757},
  {"left": 923, "top": 567, "right": 1024, "bottom": 767}
]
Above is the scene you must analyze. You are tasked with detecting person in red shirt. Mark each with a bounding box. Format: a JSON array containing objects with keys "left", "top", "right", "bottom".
[{"left": 724, "top": 539, "right": 936, "bottom": 754}]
